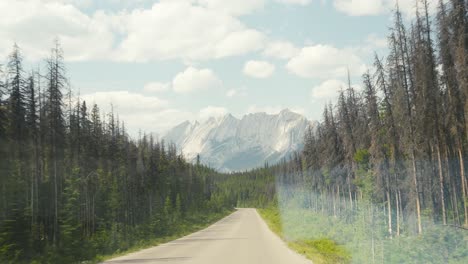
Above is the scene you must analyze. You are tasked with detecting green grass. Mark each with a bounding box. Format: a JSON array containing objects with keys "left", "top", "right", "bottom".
[
  {"left": 258, "top": 207, "right": 351, "bottom": 264},
  {"left": 92, "top": 209, "right": 234, "bottom": 263}
]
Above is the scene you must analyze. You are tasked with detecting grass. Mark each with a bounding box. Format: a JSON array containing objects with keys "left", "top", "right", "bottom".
[
  {"left": 92, "top": 209, "right": 234, "bottom": 263},
  {"left": 258, "top": 207, "right": 351, "bottom": 264}
]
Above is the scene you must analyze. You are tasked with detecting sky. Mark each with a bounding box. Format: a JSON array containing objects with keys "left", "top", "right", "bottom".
[{"left": 0, "top": 0, "right": 441, "bottom": 137}]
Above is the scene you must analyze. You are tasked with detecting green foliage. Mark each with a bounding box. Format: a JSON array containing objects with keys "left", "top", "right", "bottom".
[
  {"left": 269, "top": 188, "right": 468, "bottom": 264},
  {"left": 353, "top": 149, "right": 370, "bottom": 167},
  {"left": 0, "top": 209, "right": 31, "bottom": 263},
  {"left": 259, "top": 207, "right": 351, "bottom": 264},
  {"left": 0, "top": 43, "right": 237, "bottom": 263},
  {"left": 290, "top": 239, "right": 351, "bottom": 264}
]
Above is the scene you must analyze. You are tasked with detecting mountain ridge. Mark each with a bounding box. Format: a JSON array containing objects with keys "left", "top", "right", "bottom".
[{"left": 163, "top": 109, "right": 317, "bottom": 172}]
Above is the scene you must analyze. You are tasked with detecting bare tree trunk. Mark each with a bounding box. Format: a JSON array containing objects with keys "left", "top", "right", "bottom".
[
  {"left": 321, "top": 190, "right": 325, "bottom": 214},
  {"left": 398, "top": 189, "right": 404, "bottom": 226},
  {"left": 92, "top": 194, "right": 95, "bottom": 234},
  {"left": 337, "top": 185, "right": 341, "bottom": 216},
  {"left": 54, "top": 156, "right": 58, "bottom": 245},
  {"left": 348, "top": 173, "right": 353, "bottom": 210},
  {"left": 386, "top": 190, "right": 392, "bottom": 238},
  {"left": 333, "top": 186, "right": 337, "bottom": 218},
  {"left": 2, "top": 178, "right": 6, "bottom": 219},
  {"left": 31, "top": 170, "right": 34, "bottom": 227},
  {"left": 371, "top": 203, "right": 375, "bottom": 264},
  {"left": 458, "top": 147, "right": 468, "bottom": 227},
  {"left": 436, "top": 145, "right": 447, "bottom": 225},
  {"left": 453, "top": 184, "right": 461, "bottom": 226},
  {"left": 411, "top": 150, "right": 423, "bottom": 234},
  {"left": 395, "top": 190, "right": 400, "bottom": 236}
]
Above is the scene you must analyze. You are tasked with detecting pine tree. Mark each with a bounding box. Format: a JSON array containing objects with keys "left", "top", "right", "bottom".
[{"left": 45, "top": 39, "right": 67, "bottom": 245}]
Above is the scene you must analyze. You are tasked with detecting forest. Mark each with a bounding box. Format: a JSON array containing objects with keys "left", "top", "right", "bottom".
[
  {"left": 0, "top": 0, "right": 467, "bottom": 263},
  {"left": 0, "top": 41, "right": 238, "bottom": 263},
  {"left": 295, "top": 0, "right": 468, "bottom": 235},
  {"left": 262, "top": 0, "right": 468, "bottom": 263}
]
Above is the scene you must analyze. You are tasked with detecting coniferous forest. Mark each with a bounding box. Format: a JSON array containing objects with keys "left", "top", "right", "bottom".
[
  {"left": 295, "top": 0, "right": 468, "bottom": 235},
  {"left": 0, "top": 0, "right": 467, "bottom": 263},
  {"left": 263, "top": 1, "right": 468, "bottom": 263},
  {"left": 0, "top": 41, "right": 236, "bottom": 263}
]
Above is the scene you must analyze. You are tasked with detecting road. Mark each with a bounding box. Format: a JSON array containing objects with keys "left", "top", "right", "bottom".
[{"left": 103, "top": 208, "right": 312, "bottom": 264}]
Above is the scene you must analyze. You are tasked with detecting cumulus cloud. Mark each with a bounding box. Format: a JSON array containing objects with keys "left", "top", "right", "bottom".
[
  {"left": 114, "top": 1, "right": 266, "bottom": 62},
  {"left": 0, "top": 0, "right": 115, "bottom": 61},
  {"left": 150, "top": 108, "right": 197, "bottom": 134},
  {"left": 263, "top": 40, "right": 300, "bottom": 59},
  {"left": 81, "top": 91, "right": 168, "bottom": 113},
  {"left": 365, "top": 34, "right": 387, "bottom": 49},
  {"left": 243, "top": 60, "right": 276, "bottom": 78},
  {"left": 197, "top": 0, "right": 266, "bottom": 16},
  {"left": 333, "top": 0, "right": 386, "bottom": 16},
  {"left": 310, "top": 79, "right": 347, "bottom": 100},
  {"left": 286, "top": 44, "right": 366, "bottom": 79},
  {"left": 0, "top": 0, "right": 266, "bottom": 62},
  {"left": 143, "top": 82, "right": 170, "bottom": 93},
  {"left": 226, "top": 87, "right": 248, "bottom": 97},
  {"left": 275, "top": 0, "right": 313, "bottom": 5},
  {"left": 198, "top": 106, "right": 228, "bottom": 120},
  {"left": 80, "top": 91, "right": 173, "bottom": 135},
  {"left": 172, "top": 67, "right": 222, "bottom": 94},
  {"left": 333, "top": 0, "right": 441, "bottom": 17},
  {"left": 310, "top": 79, "right": 361, "bottom": 104}
]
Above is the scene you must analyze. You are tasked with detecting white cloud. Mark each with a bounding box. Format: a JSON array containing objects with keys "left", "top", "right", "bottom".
[
  {"left": 172, "top": 67, "right": 221, "bottom": 94},
  {"left": 0, "top": 0, "right": 115, "bottom": 61},
  {"left": 226, "top": 89, "right": 237, "bottom": 97},
  {"left": 310, "top": 79, "right": 347, "bottom": 100},
  {"left": 286, "top": 44, "right": 366, "bottom": 79},
  {"left": 275, "top": 0, "right": 313, "bottom": 5},
  {"left": 115, "top": 1, "right": 266, "bottom": 62},
  {"left": 143, "top": 82, "right": 170, "bottom": 93},
  {"left": 226, "top": 87, "right": 248, "bottom": 97},
  {"left": 81, "top": 91, "right": 168, "bottom": 113},
  {"left": 333, "top": 0, "right": 441, "bottom": 17},
  {"left": 150, "top": 108, "right": 197, "bottom": 134},
  {"left": 43, "top": 0, "right": 153, "bottom": 9},
  {"left": 0, "top": 0, "right": 266, "bottom": 62},
  {"left": 396, "top": 0, "right": 440, "bottom": 18},
  {"left": 310, "top": 79, "right": 361, "bottom": 104},
  {"left": 78, "top": 89, "right": 223, "bottom": 136},
  {"left": 243, "top": 60, "right": 276, "bottom": 78},
  {"left": 40, "top": 0, "right": 92, "bottom": 8},
  {"left": 197, "top": 0, "right": 266, "bottom": 16},
  {"left": 333, "top": 0, "right": 386, "bottom": 16},
  {"left": 81, "top": 91, "right": 171, "bottom": 135},
  {"left": 247, "top": 105, "right": 283, "bottom": 115},
  {"left": 198, "top": 106, "right": 228, "bottom": 120},
  {"left": 365, "top": 34, "right": 387, "bottom": 49},
  {"left": 214, "top": 30, "right": 266, "bottom": 59},
  {"left": 246, "top": 105, "right": 305, "bottom": 116},
  {"left": 263, "top": 40, "right": 299, "bottom": 59}
]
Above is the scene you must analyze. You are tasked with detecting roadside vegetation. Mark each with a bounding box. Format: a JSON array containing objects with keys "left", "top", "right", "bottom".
[{"left": 258, "top": 207, "right": 351, "bottom": 264}]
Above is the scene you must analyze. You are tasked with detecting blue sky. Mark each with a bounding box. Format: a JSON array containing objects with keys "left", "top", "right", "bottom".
[{"left": 0, "top": 0, "right": 439, "bottom": 136}]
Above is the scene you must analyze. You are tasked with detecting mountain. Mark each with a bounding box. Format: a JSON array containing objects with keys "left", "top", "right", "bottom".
[{"left": 163, "top": 109, "right": 316, "bottom": 172}]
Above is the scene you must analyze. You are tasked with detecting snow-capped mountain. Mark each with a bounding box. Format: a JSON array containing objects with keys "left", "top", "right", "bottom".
[{"left": 163, "top": 109, "right": 316, "bottom": 172}]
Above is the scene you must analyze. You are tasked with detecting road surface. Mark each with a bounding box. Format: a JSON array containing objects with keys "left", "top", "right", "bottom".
[{"left": 103, "top": 208, "right": 312, "bottom": 264}]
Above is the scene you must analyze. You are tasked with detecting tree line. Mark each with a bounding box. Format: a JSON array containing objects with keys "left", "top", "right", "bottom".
[
  {"left": 279, "top": 0, "right": 468, "bottom": 237},
  {"left": 0, "top": 41, "right": 233, "bottom": 263}
]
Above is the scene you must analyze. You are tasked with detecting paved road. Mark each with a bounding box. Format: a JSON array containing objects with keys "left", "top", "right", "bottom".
[{"left": 103, "top": 208, "right": 312, "bottom": 264}]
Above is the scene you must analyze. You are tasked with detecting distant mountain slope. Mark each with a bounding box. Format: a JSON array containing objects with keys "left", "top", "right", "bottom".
[{"left": 163, "top": 109, "right": 317, "bottom": 172}]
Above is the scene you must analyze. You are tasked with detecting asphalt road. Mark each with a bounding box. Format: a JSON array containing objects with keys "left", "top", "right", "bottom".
[{"left": 103, "top": 208, "right": 312, "bottom": 264}]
